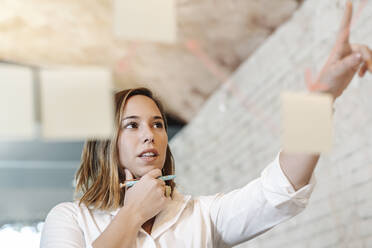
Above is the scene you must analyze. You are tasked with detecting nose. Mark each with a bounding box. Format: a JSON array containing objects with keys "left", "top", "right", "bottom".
[
  {"left": 144, "top": 137, "right": 154, "bottom": 144},
  {"left": 141, "top": 125, "right": 155, "bottom": 144}
]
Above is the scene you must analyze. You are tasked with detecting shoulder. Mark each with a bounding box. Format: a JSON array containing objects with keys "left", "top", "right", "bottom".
[
  {"left": 48, "top": 202, "right": 79, "bottom": 215},
  {"left": 41, "top": 202, "right": 86, "bottom": 247},
  {"left": 42, "top": 202, "right": 85, "bottom": 237},
  {"left": 45, "top": 201, "right": 84, "bottom": 224}
]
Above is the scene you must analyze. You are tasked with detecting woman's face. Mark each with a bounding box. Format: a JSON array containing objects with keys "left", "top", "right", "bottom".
[{"left": 118, "top": 95, "right": 168, "bottom": 178}]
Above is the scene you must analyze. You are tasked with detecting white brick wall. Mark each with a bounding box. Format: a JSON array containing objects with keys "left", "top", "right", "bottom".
[{"left": 170, "top": 0, "right": 372, "bottom": 247}]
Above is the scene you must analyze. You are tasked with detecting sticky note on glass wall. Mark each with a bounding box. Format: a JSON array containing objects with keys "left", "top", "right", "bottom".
[
  {"left": 113, "top": 0, "right": 176, "bottom": 43},
  {"left": 280, "top": 91, "right": 333, "bottom": 154},
  {"left": 0, "top": 65, "right": 34, "bottom": 139},
  {"left": 40, "top": 68, "right": 114, "bottom": 140}
]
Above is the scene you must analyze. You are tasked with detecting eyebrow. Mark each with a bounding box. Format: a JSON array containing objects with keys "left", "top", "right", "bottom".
[{"left": 122, "top": 115, "right": 163, "bottom": 121}]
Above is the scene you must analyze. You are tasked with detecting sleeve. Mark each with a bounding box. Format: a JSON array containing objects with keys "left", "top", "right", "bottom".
[
  {"left": 208, "top": 153, "right": 316, "bottom": 247},
  {"left": 40, "top": 202, "right": 85, "bottom": 248}
]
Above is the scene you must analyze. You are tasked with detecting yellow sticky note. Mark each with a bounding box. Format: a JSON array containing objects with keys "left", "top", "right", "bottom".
[
  {"left": 0, "top": 65, "right": 34, "bottom": 139},
  {"left": 40, "top": 67, "right": 115, "bottom": 140},
  {"left": 113, "top": 0, "right": 176, "bottom": 43},
  {"left": 281, "top": 91, "right": 333, "bottom": 154}
]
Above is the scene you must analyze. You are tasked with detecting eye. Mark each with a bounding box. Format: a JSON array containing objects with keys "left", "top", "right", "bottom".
[
  {"left": 125, "top": 122, "right": 138, "bottom": 129},
  {"left": 153, "top": 122, "right": 164, "bottom": 128}
]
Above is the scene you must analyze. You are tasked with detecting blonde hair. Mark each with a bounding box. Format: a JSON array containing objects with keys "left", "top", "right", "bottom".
[{"left": 75, "top": 88, "right": 176, "bottom": 211}]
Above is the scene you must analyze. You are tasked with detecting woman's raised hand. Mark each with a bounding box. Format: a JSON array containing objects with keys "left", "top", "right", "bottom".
[
  {"left": 314, "top": 1, "right": 372, "bottom": 99},
  {"left": 123, "top": 168, "right": 169, "bottom": 224}
]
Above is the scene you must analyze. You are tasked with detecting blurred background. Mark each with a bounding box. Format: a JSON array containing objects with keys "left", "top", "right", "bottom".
[{"left": 1, "top": 0, "right": 372, "bottom": 247}]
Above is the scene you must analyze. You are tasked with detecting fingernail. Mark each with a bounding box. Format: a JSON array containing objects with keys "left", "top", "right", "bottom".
[{"left": 355, "top": 53, "right": 362, "bottom": 59}]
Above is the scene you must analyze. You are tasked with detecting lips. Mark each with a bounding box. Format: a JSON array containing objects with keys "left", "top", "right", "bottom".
[
  {"left": 138, "top": 148, "right": 159, "bottom": 157},
  {"left": 138, "top": 149, "right": 159, "bottom": 162},
  {"left": 138, "top": 155, "right": 158, "bottom": 162}
]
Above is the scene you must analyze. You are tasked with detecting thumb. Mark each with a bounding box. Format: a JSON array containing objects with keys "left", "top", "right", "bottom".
[
  {"left": 123, "top": 169, "right": 135, "bottom": 191},
  {"left": 124, "top": 168, "right": 134, "bottom": 181},
  {"left": 337, "top": 52, "right": 362, "bottom": 74}
]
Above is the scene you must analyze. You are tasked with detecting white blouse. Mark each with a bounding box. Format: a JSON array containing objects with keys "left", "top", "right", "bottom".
[{"left": 40, "top": 154, "right": 316, "bottom": 248}]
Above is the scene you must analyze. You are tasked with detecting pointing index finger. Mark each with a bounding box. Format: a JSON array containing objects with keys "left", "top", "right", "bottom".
[{"left": 337, "top": 1, "right": 353, "bottom": 45}]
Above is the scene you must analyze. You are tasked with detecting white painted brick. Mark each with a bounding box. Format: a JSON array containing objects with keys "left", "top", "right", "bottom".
[
  {"left": 363, "top": 235, "right": 372, "bottom": 247},
  {"left": 170, "top": 0, "right": 372, "bottom": 247}
]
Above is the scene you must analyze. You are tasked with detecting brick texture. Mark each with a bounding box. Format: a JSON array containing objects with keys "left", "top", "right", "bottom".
[{"left": 170, "top": 0, "right": 372, "bottom": 247}]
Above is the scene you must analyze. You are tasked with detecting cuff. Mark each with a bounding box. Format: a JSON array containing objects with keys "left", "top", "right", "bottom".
[{"left": 261, "top": 152, "right": 316, "bottom": 209}]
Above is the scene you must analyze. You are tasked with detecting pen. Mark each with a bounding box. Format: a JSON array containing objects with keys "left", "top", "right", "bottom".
[{"left": 120, "top": 175, "right": 176, "bottom": 188}]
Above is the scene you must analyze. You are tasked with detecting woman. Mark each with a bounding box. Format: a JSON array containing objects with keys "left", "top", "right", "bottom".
[{"left": 40, "top": 2, "right": 372, "bottom": 248}]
